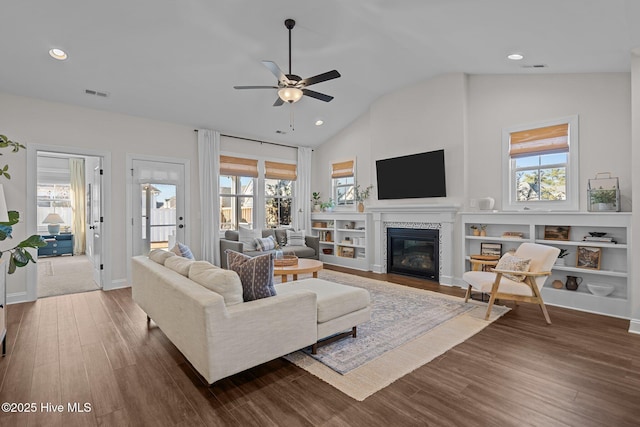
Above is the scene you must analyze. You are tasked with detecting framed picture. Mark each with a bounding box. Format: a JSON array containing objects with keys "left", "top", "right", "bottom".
[
  {"left": 576, "top": 246, "right": 602, "bottom": 270},
  {"left": 544, "top": 225, "right": 571, "bottom": 241},
  {"left": 480, "top": 242, "right": 502, "bottom": 257}
]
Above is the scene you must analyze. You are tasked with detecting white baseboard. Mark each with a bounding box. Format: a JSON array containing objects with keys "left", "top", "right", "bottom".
[
  {"left": 7, "top": 292, "right": 29, "bottom": 305},
  {"left": 629, "top": 319, "right": 640, "bottom": 335},
  {"left": 104, "top": 279, "right": 130, "bottom": 291}
]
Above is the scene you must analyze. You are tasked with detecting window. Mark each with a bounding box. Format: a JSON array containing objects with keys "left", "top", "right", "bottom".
[
  {"left": 37, "top": 183, "right": 72, "bottom": 233},
  {"left": 219, "top": 156, "right": 257, "bottom": 230},
  {"left": 264, "top": 161, "right": 296, "bottom": 228},
  {"left": 331, "top": 159, "right": 355, "bottom": 207},
  {"left": 502, "top": 116, "right": 579, "bottom": 211}
]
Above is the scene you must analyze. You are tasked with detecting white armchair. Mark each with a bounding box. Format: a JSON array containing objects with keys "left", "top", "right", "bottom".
[{"left": 462, "top": 243, "right": 560, "bottom": 324}]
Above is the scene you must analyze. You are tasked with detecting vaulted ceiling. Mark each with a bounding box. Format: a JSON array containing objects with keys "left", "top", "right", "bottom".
[{"left": 2, "top": 1, "right": 639, "bottom": 147}]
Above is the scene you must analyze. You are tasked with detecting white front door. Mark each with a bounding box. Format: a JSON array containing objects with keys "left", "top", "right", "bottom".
[
  {"left": 90, "top": 162, "right": 103, "bottom": 285},
  {"left": 131, "top": 160, "right": 186, "bottom": 256}
]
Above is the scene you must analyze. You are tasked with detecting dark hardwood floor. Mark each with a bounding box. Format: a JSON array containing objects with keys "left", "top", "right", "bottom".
[{"left": 1, "top": 266, "right": 639, "bottom": 426}]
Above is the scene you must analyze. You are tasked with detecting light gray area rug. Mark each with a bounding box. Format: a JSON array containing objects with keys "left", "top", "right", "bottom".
[
  {"left": 284, "top": 270, "right": 510, "bottom": 401},
  {"left": 38, "top": 255, "right": 99, "bottom": 298}
]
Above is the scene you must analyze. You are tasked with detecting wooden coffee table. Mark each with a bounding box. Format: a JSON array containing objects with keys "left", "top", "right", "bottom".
[{"left": 274, "top": 259, "right": 323, "bottom": 282}]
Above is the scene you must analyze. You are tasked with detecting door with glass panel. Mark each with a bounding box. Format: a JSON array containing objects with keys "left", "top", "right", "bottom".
[{"left": 132, "top": 160, "right": 186, "bottom": 256}]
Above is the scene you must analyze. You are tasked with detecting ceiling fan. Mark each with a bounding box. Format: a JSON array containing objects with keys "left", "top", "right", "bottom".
[{"left": 234, "top": 19, "right": 341, "bottom": 106}]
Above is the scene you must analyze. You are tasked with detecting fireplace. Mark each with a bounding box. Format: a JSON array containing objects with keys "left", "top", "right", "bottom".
[{"left": 387, "top": 228, "right": 439, "bottom": 281}]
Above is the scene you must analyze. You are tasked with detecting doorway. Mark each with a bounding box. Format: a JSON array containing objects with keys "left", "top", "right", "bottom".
[{"left": 24, "top": 144, "right": 111, "bottom": 303}]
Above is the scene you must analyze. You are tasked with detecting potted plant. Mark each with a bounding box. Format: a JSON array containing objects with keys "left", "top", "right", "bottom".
[
  {"left": 555, "top": 249, "right": 570, "bottom": 266},
  {"left": 0, "top": 134, "right": 46, "bottom": 273},
  {"left": 591, "top": 188, "right": 617, "bottom": 211},
  {"left": 470, "top": 225, "right": 480, "bottom": 236},
  {"left": 353, "top": 184, "right": 373, "bottom": 212},
  {"left": 320, "top": 198, "right": 335, "bottom": 212},
  {"left": 311, "top": 192, "right": 321, "bottom": 212},
  {"left": 480, "top": 224, "right": 487, "bottom": 237}
]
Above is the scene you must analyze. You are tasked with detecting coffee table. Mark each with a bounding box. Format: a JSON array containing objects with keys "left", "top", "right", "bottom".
[{"left": 274, "top": 259, "right": 323, "bottom": 282}]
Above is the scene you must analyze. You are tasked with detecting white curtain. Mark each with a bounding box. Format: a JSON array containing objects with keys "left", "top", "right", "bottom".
[
  {"left": 296, "top": 146, "right": 312, "bottom": 232},
  {"left": 69, "top": 158, "right": 86, "bottom": 254},
  {"left": 198, "top": 129, "right": 221, "bottom": 265}
]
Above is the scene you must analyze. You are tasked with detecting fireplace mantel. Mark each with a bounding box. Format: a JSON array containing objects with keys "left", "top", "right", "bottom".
[{"left": 368, "top": 204, "right": 459, "bottom": 285}]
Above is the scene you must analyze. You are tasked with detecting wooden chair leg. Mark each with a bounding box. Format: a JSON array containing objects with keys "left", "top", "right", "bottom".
[
  {"left": 485, "top": 293, "right": 497, "bottom": 320},
  {"left": 529, "top": 278, "right": 551, "bottom": 324},
  {"left": 464, "top": 285, "right": 472, "bottom": 302},
  {"left": 485, "top": 274, "right": 502, "bottom": 321},
  {"left": 539, "top": 302, "right": 552, "bottom": 325}
]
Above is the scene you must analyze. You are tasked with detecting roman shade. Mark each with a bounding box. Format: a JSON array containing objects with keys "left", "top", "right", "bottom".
[
  {"left": 265, "top": 161, "right": 297, "bottom": 180},
  {"left": 219, "top": 155, "right": 258, "bottom": 178},
  {"left": 331, "top": 160, "right": 354, "bottom": 178},
  {"left": 509, "top": 123, "right": 569, "bottom": 157}
]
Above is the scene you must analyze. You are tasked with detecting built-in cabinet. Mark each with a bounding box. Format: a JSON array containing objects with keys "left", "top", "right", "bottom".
[
  {"left": 460, "top": 212, "right": 632, "bottom": 319},
  {"left": 311, "top": 212, "right": 370, "bottom": 271}
]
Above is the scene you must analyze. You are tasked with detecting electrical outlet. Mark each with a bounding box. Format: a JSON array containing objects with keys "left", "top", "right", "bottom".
[{"left": 469, "top": 198, "right": 477, "bottom": 208}]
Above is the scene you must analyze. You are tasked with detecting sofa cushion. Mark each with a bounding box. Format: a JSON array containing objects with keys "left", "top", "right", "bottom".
[
  {"left": 164, "top": 256, "right": 195, "bottom": 276},
  {"left": 149, "top": 249, "right": 175, "bottom": 265},
  {"left": 189, "top": 261, "right": 243, "bottom": 306},
  {"left": 239, "top": 226, "right": 261, "bottom": 252},
  {"left": 226, "top": 250, "right": 276, "bottom": 302},
  {"left": 171, "top": 242, "right": 194, "bottom": 259},
  {"left": 286, "top": 229, "right": 306, "bottom": 247},
  {"left": 255, "top": 235, "right": 277, "bottom": 251},
  {"left": 283, "top": 246, "right": 316, "bottom": 259}
]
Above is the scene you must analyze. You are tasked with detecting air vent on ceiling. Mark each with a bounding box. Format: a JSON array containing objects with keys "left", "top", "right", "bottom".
[
  {"left": 85, "top": 89, "right": 109, "bottom": 98},
  {"left": 275, "top": 130, "right": 287, "bottom": 134},
  {"left": 521, "top": 64, "right": 548, "bottom": 69}
]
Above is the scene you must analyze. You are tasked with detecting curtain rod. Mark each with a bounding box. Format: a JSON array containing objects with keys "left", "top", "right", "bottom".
[{"left": 193, "top": 130, "right": 309, "bottom": 151}]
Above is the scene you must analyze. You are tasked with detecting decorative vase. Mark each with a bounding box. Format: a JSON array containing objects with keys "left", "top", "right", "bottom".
[
  {"left": 480, "top": 230, "right": 486, "bottom": 237},
  {"left": 312, "top": 203, "right": 320, "bottom": 212},
  {"left": 555, "top": 258, "right": 566, "bottom": 266},
  {"left": 357, "top": 202, "right": 364, "bottom": 213},
  {"left": 473, "top": 229, "right": 480, "bottom": 236},
  {"left": 565, "top": 275, "right": 582, "bottom": 291}
]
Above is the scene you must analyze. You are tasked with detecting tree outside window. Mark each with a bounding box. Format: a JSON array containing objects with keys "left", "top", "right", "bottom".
[{"left": 265, "top": 179, "right": 292, "bottom": 228}]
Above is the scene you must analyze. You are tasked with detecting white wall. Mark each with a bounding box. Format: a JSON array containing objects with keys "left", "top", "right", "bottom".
[
  {"left": 0, "top": 92, "right": 199, "bottom": 297},
  {"left": 467, "top": 73, "right": 632, "bottom": 211},
  {"left": 630, "top": 52, "right": 640, "bottom": 333}
]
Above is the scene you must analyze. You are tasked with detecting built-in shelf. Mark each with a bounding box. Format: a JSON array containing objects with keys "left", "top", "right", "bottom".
[
  {"left": 460, "top": 212, "right": 632, "bottom": 319},
  {"left": 311, "top": 212, "right": 370, "bottom": 271}
]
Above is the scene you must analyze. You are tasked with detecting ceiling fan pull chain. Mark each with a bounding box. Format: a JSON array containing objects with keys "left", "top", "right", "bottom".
[{"left": 290, "top": 104, "right": 295, "bottom": 131}]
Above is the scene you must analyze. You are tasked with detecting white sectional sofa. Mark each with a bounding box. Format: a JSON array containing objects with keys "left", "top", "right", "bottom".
[{"left": 131, "top": 252, "right": 371, "bottom": 384}]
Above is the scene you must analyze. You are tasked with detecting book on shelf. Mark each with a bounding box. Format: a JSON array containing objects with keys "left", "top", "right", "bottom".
[
  {"left": 501, "top": 231, "right": 524, "bottom": 239},
  {"left": 583, "top": 236, "right": 616, "bottom": 243}
]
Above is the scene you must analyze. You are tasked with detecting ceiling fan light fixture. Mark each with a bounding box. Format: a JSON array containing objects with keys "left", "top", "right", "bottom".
[
  {"left": 278, "top": 87, "right": 303, "bottom": 103},
  {"left": 49, "top": 48, "right": 68, "bottom": 60},
  {"left": 507, "top": 53, "right": 524, "bottom": 61}
]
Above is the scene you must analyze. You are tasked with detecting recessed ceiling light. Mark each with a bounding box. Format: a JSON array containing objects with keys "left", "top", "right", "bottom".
[
  {"left": 507, "top": 53, "right": 524, "bottom": 61},
  {"left": 49, "top": 48, "right": 68, "bottom": 60},
  {"left": 315, "top": 120, "right": 324, "bottom": 126}
]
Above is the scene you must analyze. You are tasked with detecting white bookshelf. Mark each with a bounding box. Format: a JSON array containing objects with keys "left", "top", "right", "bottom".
[{"left": 311, "top": 212, "right": 370, "bottom": 271}]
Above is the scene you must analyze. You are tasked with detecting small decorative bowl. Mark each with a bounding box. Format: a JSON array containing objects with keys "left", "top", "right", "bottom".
[
  {"left": 322, "top": 248, "right": 333, "bottom": 254},
  {"left": 586, "top": 283, "right": 614, "bottom": 297}
]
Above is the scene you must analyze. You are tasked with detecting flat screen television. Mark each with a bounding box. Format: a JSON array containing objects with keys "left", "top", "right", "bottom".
[{"left": 376, "top": 149, "right": 446, "bottom": 199}]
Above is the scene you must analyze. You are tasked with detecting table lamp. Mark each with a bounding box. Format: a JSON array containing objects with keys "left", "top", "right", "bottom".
[{"left": 43, "top": 213, "right": 65, "bottom": 235}]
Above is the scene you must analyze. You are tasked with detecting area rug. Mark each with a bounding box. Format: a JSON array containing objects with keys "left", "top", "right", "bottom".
[
  {"left": 38, "top": 255, "right": 100, "bottom": 298},
  {"left": 283, "top": 270, "right": 510, "bottom": 401}
]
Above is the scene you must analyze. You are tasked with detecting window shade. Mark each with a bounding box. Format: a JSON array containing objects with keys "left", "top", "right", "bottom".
[
  {"left": 510, "top": 124, "right": 569, "bottom": 157},
  {"left": 265, "top": 161, "right": 297, "bottom": 180},
  {"left": 219, "top": 155, "right": 258, "bottom": 178},
  {"left": 331, "top": 160, "right": 354, "bottom": 178}
]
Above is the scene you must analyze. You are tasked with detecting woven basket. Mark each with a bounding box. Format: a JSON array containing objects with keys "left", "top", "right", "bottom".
[{"left": 274, "top": 255, "right": 298, "bottom": 267}]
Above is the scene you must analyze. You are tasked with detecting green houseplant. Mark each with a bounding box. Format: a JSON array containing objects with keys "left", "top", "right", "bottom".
[
  {"left": 311, "top": 192, "right": 321, "bottom": 212},
  {"left": 0, "top": 134, "right": 46, "bottom": 273},
  {"left": 353, "top": 184, "right": 373, "bottom": 212},
  {"left": 591, "top": 188, "right": 617, "bottom": 211}
]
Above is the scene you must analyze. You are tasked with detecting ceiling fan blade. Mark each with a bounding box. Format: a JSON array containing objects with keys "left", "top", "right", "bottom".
[
  {"left": 273, "top": 97, "right": 285, "bottom": 107},
  {"left": 302, "top": 89, "right": 334, "bottom": 102},
  {"left": 262, "top": 61, "right": 288, "bottom": 84},
  {"left": 299, "top": 70, "right": 341, "bottom": 87},
  {"left": 233, "top": 86, "right": 278, "bottom": 90}
]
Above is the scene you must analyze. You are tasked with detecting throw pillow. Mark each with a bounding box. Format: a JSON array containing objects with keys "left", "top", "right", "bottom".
[
  {"left": 495, "top": 253, "right": 532, "bottom": 282},
  {"left": 255, "top": 235, "right": 277, "bottom": 251},
  {"left": 225, "top": 250, "right": 276, "bottom": 302},
  {"left": 239, "top": 226, "right": 262, "bottom": 252},
  {"left": 274, "top": 229, "right": 288, "bottom": 247},
  {"left": 149, "top": 249, "right": 175, "bottom": 265},
  {"left": 171, "top": 242, "right": 194, "bottom": 259},
  {"left": 188, "top": 261, "right": 243, "bottom": 306},
  {"left": 164, "top": 255, "right": 195, "bottom": 276},
  {"left": 285, "top": 229, "right": 306, "bottom": 247}
]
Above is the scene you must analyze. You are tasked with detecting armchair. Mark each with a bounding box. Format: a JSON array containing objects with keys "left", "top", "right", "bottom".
[{"left": 463, "top": 243, "right": 560, "bottom": 324}]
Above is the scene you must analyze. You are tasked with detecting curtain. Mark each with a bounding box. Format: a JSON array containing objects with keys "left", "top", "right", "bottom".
[
  {"left": 69, "top": 158, "right": 86, "bottom": 254},
  {"left": 296, "top": 147, "right": 312, "bottom": 232},
  {"left": 198, "top": 129, "right": 221, "bottom": 265}
]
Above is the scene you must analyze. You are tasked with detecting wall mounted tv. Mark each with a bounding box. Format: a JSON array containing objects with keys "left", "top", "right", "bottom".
[{"left": 376, "top": 149, "right": 446, "bottom": 199}]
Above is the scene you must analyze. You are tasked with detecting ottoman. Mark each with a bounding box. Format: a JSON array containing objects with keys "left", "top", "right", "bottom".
[{"left": 276, "top": 278, "right": 371, "bottom": 353}]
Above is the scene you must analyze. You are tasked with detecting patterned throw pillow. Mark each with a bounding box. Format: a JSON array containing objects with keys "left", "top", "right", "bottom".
[
  {"left": 495, "top": 253, "right": 532, "bottom": 282},
  {"left": 225, "top": 250, "right": 276, "bottom": 302},
  {"left": 239, "top": 226, "right": 261, "bottom": 251},
  {"left": 255, "top": 235, "right": 277, "bottom": 251},
  {"left": 285, "top": 229, "right": 306, "bottom": 247},
  {"left": 171, "top": 242, "right": 194, "bottom": 259}
]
